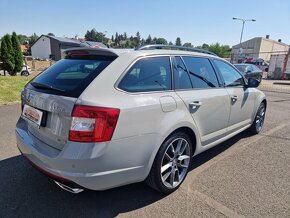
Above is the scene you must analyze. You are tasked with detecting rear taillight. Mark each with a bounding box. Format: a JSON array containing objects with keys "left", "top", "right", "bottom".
[{"left": 69, "top": 105, "right": 120, "bottom": 143}]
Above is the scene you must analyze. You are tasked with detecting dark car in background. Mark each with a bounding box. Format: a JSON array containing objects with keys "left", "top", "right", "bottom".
[
  {"left": 245, "top": 58, "right": 269, "bottom": 72},
  {"left": 234, "top": 64, "right": 263, "bottom": 82}
]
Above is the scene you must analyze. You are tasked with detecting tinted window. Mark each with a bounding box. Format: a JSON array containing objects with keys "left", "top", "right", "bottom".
[
  {"left": 119, "top": 57, "right": 171, "bottom": 92},
  {"left": 213, "top": 60, "right": 244, "bottom": 87},
  {"left": 252, "top": 65, "right": 261, "bottom": 71},
  {"left": 172, "top": 56, "right": 192, "bottom": 89},
  {"left": 235, "top": 65, "right": 247, "bottom": 73},
  {"left": 28, "top": 57, "right": 115, "bottom": 98},
  {"left": 182, "top": 57, "right": 219, "bottom": 88}
]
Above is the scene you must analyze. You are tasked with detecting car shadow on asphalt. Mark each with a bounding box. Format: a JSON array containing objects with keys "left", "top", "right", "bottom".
[{"left": 0, "top": 131, "right": 253, "bottom": 218}]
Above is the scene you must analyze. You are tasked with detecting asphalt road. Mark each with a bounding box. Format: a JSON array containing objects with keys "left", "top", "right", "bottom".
[{"left": 0, "top": 91, "right": 289, "bottom": 218}]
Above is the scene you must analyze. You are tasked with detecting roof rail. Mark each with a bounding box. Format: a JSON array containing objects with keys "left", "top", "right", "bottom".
[{"left": 136, "top": 44, "right": 218, "bottom": 56}]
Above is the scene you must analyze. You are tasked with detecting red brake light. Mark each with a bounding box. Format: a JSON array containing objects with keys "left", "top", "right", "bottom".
[{"left": 69, "top": 105, "right": 120, "bottom": 142}]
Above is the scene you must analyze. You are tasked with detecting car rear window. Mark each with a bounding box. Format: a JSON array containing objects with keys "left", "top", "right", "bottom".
[
  {"left": 27, "top": 57, "right": 115, "bottom": 98},
  {"left": 235, "top": 65, "right": 247, "bottom": 73}
]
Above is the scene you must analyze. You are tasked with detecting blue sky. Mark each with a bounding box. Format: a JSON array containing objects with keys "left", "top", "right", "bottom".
[{"left": 0, "top": 0, "right": 289, "bottom": 46}]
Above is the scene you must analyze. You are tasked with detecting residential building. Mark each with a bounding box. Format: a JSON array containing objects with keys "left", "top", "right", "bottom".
[{"left": 31, "top": 35, "right": 107, "bottom": 61}]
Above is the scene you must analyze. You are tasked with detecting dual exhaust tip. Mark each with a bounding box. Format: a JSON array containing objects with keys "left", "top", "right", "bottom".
[{"left": 54, "top": 181, "right": 84, "bottom": 194}]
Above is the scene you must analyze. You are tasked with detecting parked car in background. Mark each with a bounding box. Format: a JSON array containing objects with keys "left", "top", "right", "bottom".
[
  {"left": 16, "top": 45, "right": 266, "bottom": 194},
  {"left": 0, "top": 62, "right": 31, "bottom": 76},
  {"left": 20, "top": 65, "right": 31, "bottom": 76},
  {"left": 245, "top": 58, "right": 269, "bottom": 72},
  {"left": 234, "top": 64, "right": 263, "bottom": 82}
]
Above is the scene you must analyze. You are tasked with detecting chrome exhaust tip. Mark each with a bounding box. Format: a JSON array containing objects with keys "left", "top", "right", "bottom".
[{"left": 54, "top": 181, "right": 84, "bottom": 194}]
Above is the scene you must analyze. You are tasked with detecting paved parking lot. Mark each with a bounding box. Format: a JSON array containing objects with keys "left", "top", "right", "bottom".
[{"left": 0, "top": 91, "right": 289, "bottom": 218}]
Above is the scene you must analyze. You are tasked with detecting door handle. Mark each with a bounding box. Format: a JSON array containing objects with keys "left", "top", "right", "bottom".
[
  {"left": 189, "top": 101, "right": 202, "bottom": 109},
  {"left": 231, "top": 95, "right": 238, "bottom": 102}
]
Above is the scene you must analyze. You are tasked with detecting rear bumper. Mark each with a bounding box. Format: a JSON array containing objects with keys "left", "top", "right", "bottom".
[{"left": 16, "top": 118, "right": 160, "bottom": 191}]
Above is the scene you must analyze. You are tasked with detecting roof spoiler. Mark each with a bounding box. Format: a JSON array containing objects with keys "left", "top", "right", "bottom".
[
  {"left": 63, "top": 47, "right": 119, "bottom": 58},
  {"left": 136, "top": 44, "right": 218, "bottom": 56}
]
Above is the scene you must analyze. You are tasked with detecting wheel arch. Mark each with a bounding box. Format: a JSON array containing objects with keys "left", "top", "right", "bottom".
[
  {"left": 166, "top": 127, "right": 197, "bottom": 156},
  {"left": 144, "top": 123, "right": 200, "bottom": 180}
]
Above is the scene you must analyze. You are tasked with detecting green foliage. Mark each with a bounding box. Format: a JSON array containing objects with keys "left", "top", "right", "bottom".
[
  {"left": 47, "top": 33, "right": 55, "bottom": 36},
  {"left": 156, "top": 38, "right": 167, "bottom": 45},
  {"left": 201, "top": 43, "right": 209, "bottom": 50},
  {"left": 183, "top": 42, "right": 193, "bottom": 48},
  {"left": 17, "top": 34, "right": 29, "bottom": 45},
  {"left": 1, "top": 34, "right": 15, "bottom": 74},
  {"left": 145, "top": 35, "right": 152, "bottom": 44},
  {"left": 83, "top": 29, "right": 231, "bottom": 55},
  {"left": 197, "top": 43, "right": 230, "bottom": 58},
  {"left": 29, "top": 33, "right": 39, "bottom": 46},
  {"left": 135, "top": 32, "right": 141, "bottom": 47},
  {"left": 175, "top": 37, "right": 182, "bottom": 46},
  {"left": 85, "top": 28, "right": 108, "bottom": 43},
  {"left": 11, "top": 32, "right": 24, "bottom": 73}
]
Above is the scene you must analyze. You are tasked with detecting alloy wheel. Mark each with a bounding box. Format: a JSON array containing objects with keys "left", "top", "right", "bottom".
[
  {"left": 160, "top": 138, "right": 190, "bottom": 189},
  {"left": 255, "top": 105, "right": 265, "bottom": 132}
]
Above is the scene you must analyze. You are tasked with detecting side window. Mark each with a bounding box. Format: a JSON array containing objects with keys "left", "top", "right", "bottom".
[
  {"left": 182, "top": 56, "right": 219, "bottom": 89},
  {"left": 172, "top": 56, "right": 192, "bottom": 90},
  {"left": 213, "top": 60, "right": 244, "bottom": 87},
  {"left": 118, "top": 57, "right": 172, "bottom": 92}
]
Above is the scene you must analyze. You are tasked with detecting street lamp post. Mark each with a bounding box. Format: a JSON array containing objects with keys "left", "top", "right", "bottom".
[{"left": 232, "top": 17, "right": 256, "bottom": 44}]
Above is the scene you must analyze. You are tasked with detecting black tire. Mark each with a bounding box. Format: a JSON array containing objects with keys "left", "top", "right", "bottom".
[
  {"left": 21, "top": 71, "right": 29, "bottom": 76},
  {"left": 146, "top": 132, "right": 193, "bottom": 194},
  {"left": 249, "top": 102, "right": 266, "bottom": 134}
]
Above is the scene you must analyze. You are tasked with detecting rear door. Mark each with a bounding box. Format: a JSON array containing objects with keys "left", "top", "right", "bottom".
[
  {"left": 212, "top": 59, "right": 256, "bottom": 134},
  {"left": 21, "top": 56, "right": 116, "bottom": 150},
  {"left": 174, "top": 56, "right": 231, "bottom": 146}
]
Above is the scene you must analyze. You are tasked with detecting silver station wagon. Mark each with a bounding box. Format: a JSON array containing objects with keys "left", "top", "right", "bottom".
[{"left": 16, "top": 45, "right": 266, "bottom": 194}]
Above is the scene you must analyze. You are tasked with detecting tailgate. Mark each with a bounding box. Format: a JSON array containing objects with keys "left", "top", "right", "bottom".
[{"left": 21, "top": 88, "right": 76, "bottom": 150}]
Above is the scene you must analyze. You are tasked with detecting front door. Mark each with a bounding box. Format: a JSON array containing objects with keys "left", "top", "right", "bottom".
[{"left": 212, "top": 59, "right": 256, "bottom": 134}]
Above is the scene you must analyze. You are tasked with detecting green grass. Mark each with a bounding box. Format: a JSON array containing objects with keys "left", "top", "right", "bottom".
[{"left": 0, "top": 76, "right": 33, "bottom": 104}]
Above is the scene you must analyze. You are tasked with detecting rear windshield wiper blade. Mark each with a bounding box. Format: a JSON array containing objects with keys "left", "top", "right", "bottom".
[{"left": 31, "top": 82, "right": 65, "bottom": 92}]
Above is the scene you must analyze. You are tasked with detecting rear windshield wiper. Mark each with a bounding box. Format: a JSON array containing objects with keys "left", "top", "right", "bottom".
[{"left": 31, "top": 82, "right": 65, "bottom": 92}]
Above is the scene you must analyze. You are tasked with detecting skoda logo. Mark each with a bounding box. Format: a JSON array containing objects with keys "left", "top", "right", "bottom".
[{"left": 27, "top": 93, "right": 35, "bottom": 103}]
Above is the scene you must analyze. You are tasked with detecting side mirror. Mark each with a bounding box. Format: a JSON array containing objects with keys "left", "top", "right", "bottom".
[
  {"left": 246, "top": 77, "right": 260, "bottom": 88},
  {"left": 246, "top": 70, "right": 251, "bottom": 74}
]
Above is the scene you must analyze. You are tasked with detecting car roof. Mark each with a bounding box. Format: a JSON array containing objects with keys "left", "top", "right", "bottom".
[
  {"left": 64, "top": 47, "right": 220, "bottom": 60},
  {"left": 234, "top": 63, "right": 253, "bottom": 66}
]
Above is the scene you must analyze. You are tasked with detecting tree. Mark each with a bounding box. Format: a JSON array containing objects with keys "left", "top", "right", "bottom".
[
  {"left": 0, "top": 34, "right": 15, "bottom": 74},
  {"left": 140, "top": 38, "right": 145, "bottom": 46},
  {"left": 84, "top": 28, "right": 107, "bottom": 42},
  {"left": 175, "top": 37, "right": 181, "bottom": 46},
  {"left": 11, "top": 32, "right": 24, "bottom": 74},
  {"left": 17, "top": 34, "right": 29, "bottom": 45},
  {"left": 47, "top": 33, "right": 55, "bottom": 36},
  {"left": 208, "top": 43, "right": 230, "bottom": 58},
  {"left": 156, "top": 38, "right": 167, "bottom": 45},
  {"left": 29, "top": 33, "right": 39, "bottom": 46},
  {"left": 145, "top": 35, "right": 152, "bottom": 44},
  {"left": 183, "top": 42, "right": 193, "bottom": 47},
  {"left": 201, "top": 43, "right": 209, "bottom": 50},
  {"left": 168, "top": 41, "right": 173, "bottom": 45},
  {"left": 135, "top": 32, "right": 141, "bottom": 47}
]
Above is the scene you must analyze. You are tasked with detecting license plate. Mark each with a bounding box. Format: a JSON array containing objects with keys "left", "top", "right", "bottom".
[{"left": 22, "top": 104, "right": 43, "bottom": 128}]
